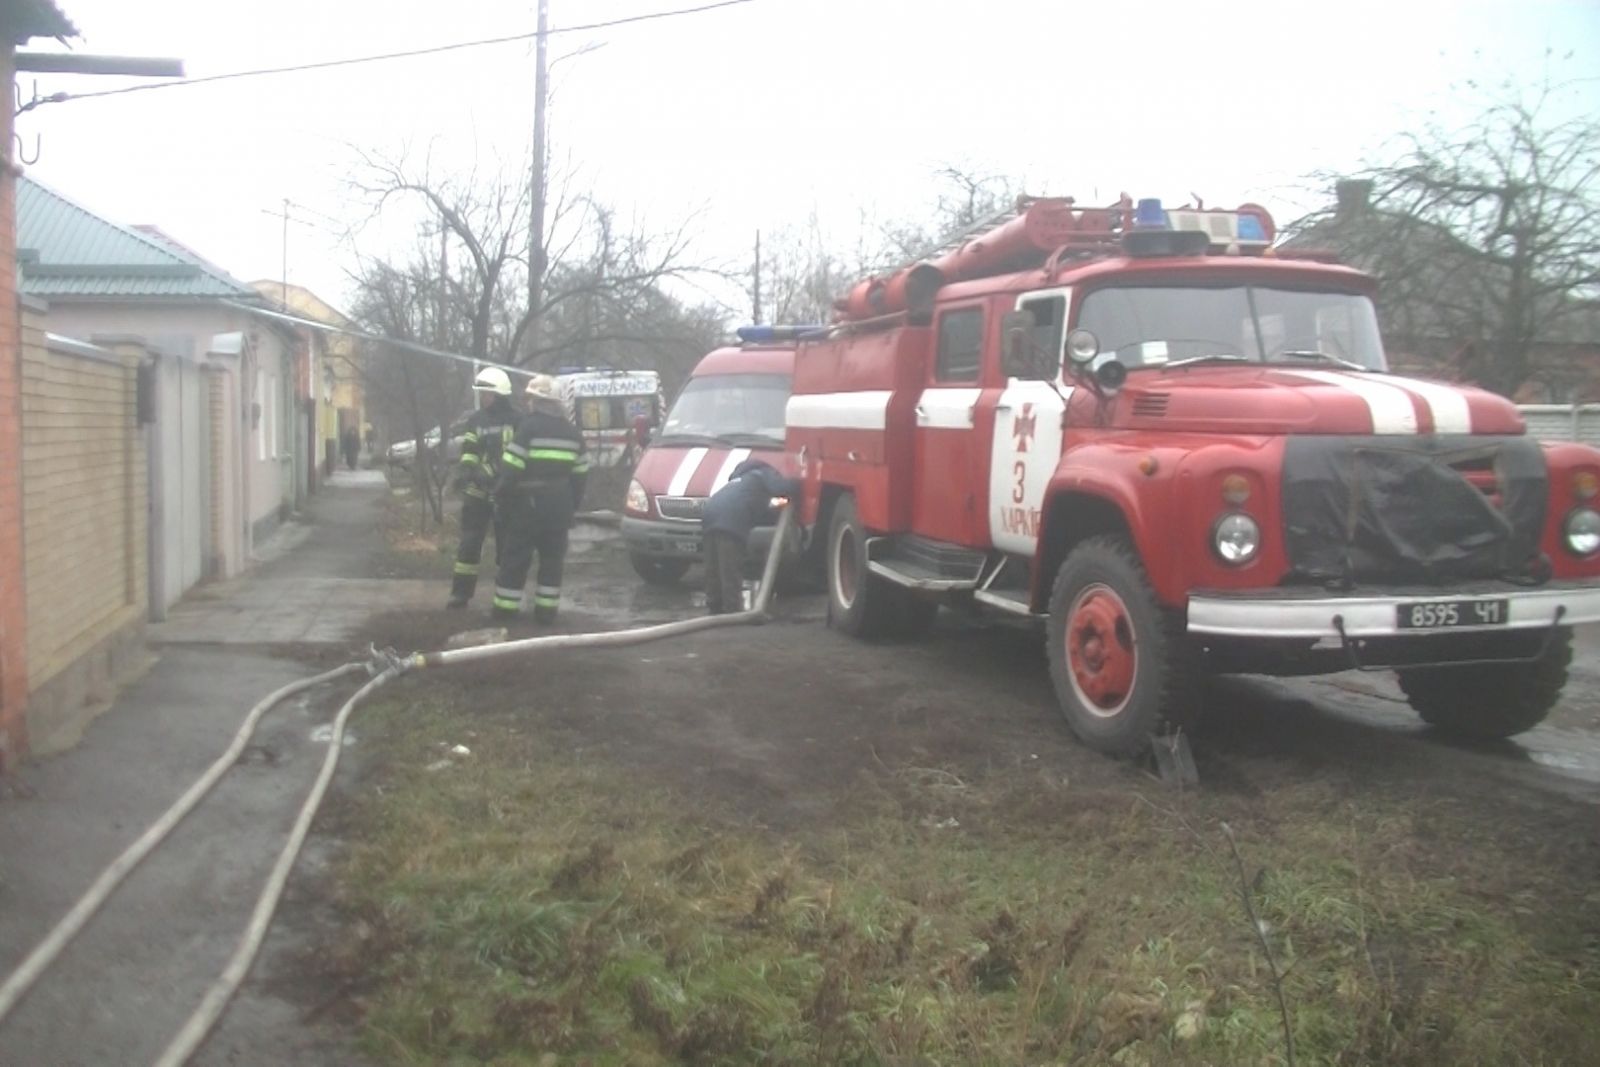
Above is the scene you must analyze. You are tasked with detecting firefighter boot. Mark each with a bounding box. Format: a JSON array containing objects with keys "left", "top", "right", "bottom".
[{"left": 532, "top": 585, "right": 561, "bottom": 625}]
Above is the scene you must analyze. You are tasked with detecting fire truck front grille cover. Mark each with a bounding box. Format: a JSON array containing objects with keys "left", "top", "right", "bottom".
[
  {"left": 657, "top": 496, "right": 705, "bottom": 522},
  {"left": 1281, "top": 435, "right": 1548, "bottom": 586}
]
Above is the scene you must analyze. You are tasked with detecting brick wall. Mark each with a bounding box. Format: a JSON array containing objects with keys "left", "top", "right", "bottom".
[
  {"left": 0, "top": 42, "right": 28, "bottom": 767},
  {"left": 18, "top": 320, "right": 147, "bottom": 699}
]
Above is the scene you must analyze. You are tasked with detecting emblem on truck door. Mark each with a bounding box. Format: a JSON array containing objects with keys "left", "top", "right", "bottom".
[{"left": 1012, "top": 403, "right": 1036, "bottom": 453}]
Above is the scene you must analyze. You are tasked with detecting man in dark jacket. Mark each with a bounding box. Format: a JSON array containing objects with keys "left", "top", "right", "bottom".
[
  {"left": 491, "top": 374, "right": 588, "bottom": 623},
  {"left": 701, "top": 458, "right": 800, "bottom": 614}
]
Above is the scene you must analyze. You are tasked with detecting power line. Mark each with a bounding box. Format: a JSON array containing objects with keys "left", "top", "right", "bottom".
[{"left": 17, "top": 0, "right": 761, "bottom": 114}]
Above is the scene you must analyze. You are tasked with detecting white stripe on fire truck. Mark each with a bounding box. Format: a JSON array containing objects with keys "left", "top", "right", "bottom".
[
  {"left": 1367, "top": 373, "right": 1473, "bottom": 434},
  {"left": 709, "top": 448, "right": 752, "bottom": 495},
  {"left": 785, "top": 391, "right": 892, "bottom": 430},
  {"left": 667, "top": 447, "right": 709, "bottom": 496},
  {"left": 915, "top": 387, "right": 982, "bottom": 430},
  {"left": 1286, "top": 370, "right": 1418, "bottom": 434}
]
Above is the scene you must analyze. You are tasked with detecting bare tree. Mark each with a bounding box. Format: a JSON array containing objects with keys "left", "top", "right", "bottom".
[
  {"left": 350, "top": 147, "right": 724, "bottom": 367},
  {"left": 346, "top": 245, "right": 474, "bottom": 526},
  {"left": 1288, "top": 87, "right": 1600, "bottom": 398}
]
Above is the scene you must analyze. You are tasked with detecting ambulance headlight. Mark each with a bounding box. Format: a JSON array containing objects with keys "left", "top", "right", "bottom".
[
  {"left": 1564, "top": 507, "right": 1600, "bottom": 556},
  {"left": 1213, "top": 512, "right": 1261, "bottom": 565},
  {"left": 625, "top": 479, "right": 650, "bottom": 515}
]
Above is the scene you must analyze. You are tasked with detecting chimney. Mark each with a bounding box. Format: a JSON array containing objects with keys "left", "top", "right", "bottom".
[{"left": 1335, "top": 178, "right": 1373, "bottom": 220}]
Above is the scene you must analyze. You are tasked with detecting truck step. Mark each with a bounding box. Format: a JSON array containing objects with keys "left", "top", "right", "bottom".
[
  {"left": 973, "top": 587, "right": 1036, "bottom": 617},
  {"left": 892, "top": 535, "right": 988, "bottom": 580},
  {"left": 867, "top": 556, "right": 981, "bottom": 591}
]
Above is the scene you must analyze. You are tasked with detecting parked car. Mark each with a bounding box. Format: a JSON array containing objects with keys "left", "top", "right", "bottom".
[{"left": 385, "top": 420, "right": 468, "bottom": 471}]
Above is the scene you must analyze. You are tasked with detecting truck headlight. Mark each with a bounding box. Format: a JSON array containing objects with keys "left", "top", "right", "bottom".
[
  {"left": 625, "top": 479, "right": 650, "bottom": 515},
  {"left": 1564, "top": 507, "right": 1600, "bottom": 556},
  {"left": 1213, "top": 513, "right": 1261, "bottom": 565}
]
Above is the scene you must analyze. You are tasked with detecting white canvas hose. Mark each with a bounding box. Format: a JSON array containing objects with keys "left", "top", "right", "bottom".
[
  {"left": 0, "top": 507, "right": 795, "bottom": 1064},
  {"left": 0, "top": 662, "right": 367, "bottom": 1026}
]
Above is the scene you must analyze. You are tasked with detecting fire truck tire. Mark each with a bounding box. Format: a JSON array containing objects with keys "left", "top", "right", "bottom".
[
  {"left": 630, "top": 553, "right": 692, "bottom": 585},
  {"left": 827, "top": 495, "right": 901, "bottom": 639},
  {"left": 1396, "top": 628, "right": 1571, "bottom": 739},
  {"left": 1046, "top": 536, "right": 1198, "bottom": 756}
]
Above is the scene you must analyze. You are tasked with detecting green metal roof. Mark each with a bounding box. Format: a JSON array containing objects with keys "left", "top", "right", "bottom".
[{"left": 17, "top": 176, "right": 256, "bottom": 300}]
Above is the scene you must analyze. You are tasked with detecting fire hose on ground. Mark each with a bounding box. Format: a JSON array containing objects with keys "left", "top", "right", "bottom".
[{"left": 0, "top": 506, "right": 796, "bottom": 1065}]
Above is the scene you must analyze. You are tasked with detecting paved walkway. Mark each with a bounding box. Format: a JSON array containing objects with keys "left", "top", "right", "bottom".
[
  {"left": 150, "top": 471, "right": 436, "bottom": 645},
  {"left": 0, "top": 473, "right": 410, "bottom": 1065}
]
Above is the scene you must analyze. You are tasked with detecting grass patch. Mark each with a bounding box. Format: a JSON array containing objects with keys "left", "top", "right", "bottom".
[{"left": 329, "top": 695, "right": 1600, "bottom": 1066}]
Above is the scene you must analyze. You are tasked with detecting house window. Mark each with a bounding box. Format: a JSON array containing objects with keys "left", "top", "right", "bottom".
[{"left": 935, "top": 307, "right": 984, "bottom": 383}]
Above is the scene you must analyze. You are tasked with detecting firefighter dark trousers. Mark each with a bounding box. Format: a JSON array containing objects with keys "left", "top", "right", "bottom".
[
  {"left": 704, "top": 530, "right": 747, "bottom": 615},
  {"left": 493, "top": 492, "right": 572, "bottom": 622},
  {"left": 450, "top": 494, "right": 499, "bottom": 604}
]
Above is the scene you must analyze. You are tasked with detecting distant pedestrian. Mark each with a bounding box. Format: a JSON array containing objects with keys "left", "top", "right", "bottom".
[
  {"left": 701, "top": 459, "right": 800, "bottom": 614},
  {"left": 491, "top": 375, "right": 588, "bottom": 623},
  {"left": 341, "top": 427, "right": 360, "bottom": 470},
  {"left": 447, "top": 367, "right": 519, "bottom": 610}
]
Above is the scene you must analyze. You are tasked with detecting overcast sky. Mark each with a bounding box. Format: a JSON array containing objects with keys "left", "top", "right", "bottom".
[{"left": 18, "top": 0, "right": 1600, "bottom": 320}]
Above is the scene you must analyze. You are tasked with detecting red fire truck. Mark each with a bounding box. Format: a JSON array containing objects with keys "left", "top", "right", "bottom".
[{"left": 787, "top": 195, "right": 1600, "bottom": 756}]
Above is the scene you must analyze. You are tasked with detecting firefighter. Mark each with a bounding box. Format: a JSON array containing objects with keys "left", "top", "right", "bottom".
[
  {"left": 447, "top": 366, "right": 519, "bottom": 609},
  {"left": 491, "top": 374, "right": 588, "bottom": 623},
  {"left": 701, "top": 459, "right": 800, "bottom": 614}
]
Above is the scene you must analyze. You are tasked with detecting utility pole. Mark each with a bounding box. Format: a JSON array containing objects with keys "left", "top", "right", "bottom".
[
  {"left": 525, "top": 0, "right": 550, "bottom": 366},
  {"left": 752, "top": 229, "right": 762, "bottom": 325}
]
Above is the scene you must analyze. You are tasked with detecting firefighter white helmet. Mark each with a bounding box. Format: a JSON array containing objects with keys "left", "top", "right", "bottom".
[
  {"left": 472, "top": 366, "right": 513, "bottom": 396},
  {"left": 523, "top": 373, "right": 561, "bottom": 403}
]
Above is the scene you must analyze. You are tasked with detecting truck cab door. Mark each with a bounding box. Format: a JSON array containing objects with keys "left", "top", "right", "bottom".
[
  {"left": 912, "top": 304, "right": 987, "bottom": 545},
  {"left": 988, "top": 289, "right": 1072, "bottom": 556}
]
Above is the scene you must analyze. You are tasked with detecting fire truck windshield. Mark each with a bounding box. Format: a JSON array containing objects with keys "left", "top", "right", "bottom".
[
  {"left": 659, "top": 373, "right": 791, "bottom": 446},
  {"left": 1076, "top": 285, "right": 1387, "bottom": 372}
]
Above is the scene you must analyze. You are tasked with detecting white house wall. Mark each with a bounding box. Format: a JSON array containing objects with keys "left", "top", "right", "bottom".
[{"left": 40, "top": 302, "right": 298, "bottom": 613}]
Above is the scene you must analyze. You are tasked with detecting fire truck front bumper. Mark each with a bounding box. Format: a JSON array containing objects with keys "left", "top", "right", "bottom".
[
  {"left": 621, "top": 516, "right": 793, "bottom": 564},
  {"left": 1186, "top": 581, "right": 1600, "bottom": 640}
]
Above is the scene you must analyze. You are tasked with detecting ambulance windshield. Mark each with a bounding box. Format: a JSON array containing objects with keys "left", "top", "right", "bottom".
[
  {"left": 659, "top": 373, "right": 792, "bottom": 446},
  {"left": 1076, "top": 285, "right": 1387, "bottom": 372}
]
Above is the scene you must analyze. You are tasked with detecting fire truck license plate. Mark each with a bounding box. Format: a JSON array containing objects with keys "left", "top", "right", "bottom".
[{"left": 1396, "top": 599, "right": 1509, "bottom": 629}]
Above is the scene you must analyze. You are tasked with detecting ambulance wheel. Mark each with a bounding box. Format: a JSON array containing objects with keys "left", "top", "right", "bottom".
[
  {"left": 1397, "top": 628, "right": 1570, "bottom": 739},
  {"left": 631, "top": 553, "right": 691, "bottom": 585},
  {"left": 827, "top": 495, "right": 899, "bottom": 639},
  {"left": 1046, "top": 536, "right": 1197, "bottom": 757}
]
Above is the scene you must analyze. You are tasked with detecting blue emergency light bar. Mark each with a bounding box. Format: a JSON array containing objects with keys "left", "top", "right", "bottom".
[
  {"left": 1134, "top": 197, "right": 1168, "bottom": 229},
  {"left": 736, "top": 325, "right": 826, "bottom": 344}
]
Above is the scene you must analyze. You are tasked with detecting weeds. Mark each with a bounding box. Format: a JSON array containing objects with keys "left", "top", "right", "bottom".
[{"left": 328, "top": 695, "right": 1600, "bottom": 1066}]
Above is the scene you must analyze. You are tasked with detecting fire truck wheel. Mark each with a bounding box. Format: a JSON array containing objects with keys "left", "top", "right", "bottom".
[
  {"left": 1396, "top": 628, "right": 1571, "bottom": 739},
  {"left": 827, "top": 494, "right": 900, "bottom": 638},
  {"left": 630, "top": 553, "right": 692, "bottom": 585},
  {"left": 1046, "top": 536, "right": 1195, "bottom": 756}
]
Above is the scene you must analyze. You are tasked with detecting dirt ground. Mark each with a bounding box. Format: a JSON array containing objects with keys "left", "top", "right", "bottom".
[
  {"left": 306, "top": 506, "right": 1600, "bottom": 1063},
  {"left": 357, "top": 517, "right": 1600, "bottom": 828}
]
